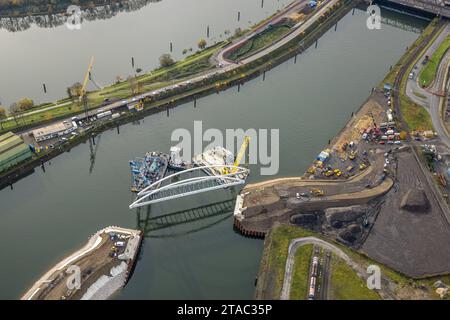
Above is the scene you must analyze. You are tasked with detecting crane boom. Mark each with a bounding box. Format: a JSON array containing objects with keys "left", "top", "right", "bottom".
[
  {"left": 80, "top": 56, "right": 95, "bottom": 100},
  {"left": 233, "top": 136, "right": 250, "bottom": 170},
  {"left": 222, "top": 136, "right": 250, "bottom": 175}
]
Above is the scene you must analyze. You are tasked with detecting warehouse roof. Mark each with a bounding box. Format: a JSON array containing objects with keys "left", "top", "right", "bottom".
[
  {"left": 32, "top": 122, "right": 72, "bottom": 139},
  {"left": 0, "top": 135, "right": 22, "bottom": 154},
  {"left": 0, "top": 132, "right": 30, "bottom": 164}
]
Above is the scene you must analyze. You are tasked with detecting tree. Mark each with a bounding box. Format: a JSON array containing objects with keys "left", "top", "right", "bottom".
[
  {"left": 0, "top": 106, "right": 6, "bottom": 119},
  {"left": 399, "top": 131, "right": 407, "bottom": 140},
  {"left": 198, "top": 39, "right": 207, "bottom": 50},
  {"left": 68, "top": 82, "right": 83, "bottom": 98},
  {"left": 182, "top": 49, "right": 188, "bottom": 55},
  {"left": 128, "top": 76, "right": 139, "bottom": 94},
  {"left": 159, "top": 53, "right": 175, "bottom": 68},
  {"left": 234, "top": 27, "right": 244, "bottom": 37},
  {"left": 9, "top": 103, "right": 21, "bottom": 125},
  {"left": 16, "top": 98, "right": 34, "bottom": 111}
]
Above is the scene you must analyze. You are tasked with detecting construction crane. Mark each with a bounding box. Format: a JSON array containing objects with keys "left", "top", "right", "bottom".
[
  {"left": 80, "top": 56, "right": 95, "bottom": 118},
  {"left": 79, "top": 56, "right": 98, "bottom": 173},
  {"left": 222, "top": 136, "right": 250, "bottom": 175},
  {"left": 89, "top": 134, "right": 102, "bottom": 174}
]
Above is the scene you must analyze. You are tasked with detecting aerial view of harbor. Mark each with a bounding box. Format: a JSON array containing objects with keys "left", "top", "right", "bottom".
[{"left": 0, "top": 0, "right": 450, "bottom": 309}]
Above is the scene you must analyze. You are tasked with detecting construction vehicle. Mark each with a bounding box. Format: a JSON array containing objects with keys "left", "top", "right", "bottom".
[
  {"left": 135, "top": 99, "right": 144, "bottom": 111},
  {"left": 359, "top": 163, "right": 367, "bottom": 170},
  {"left": 307, "top": 166, "right": 316, "bottom": 174},
  {"left": 222, "top": 136, "right": 250, "bottom": 175},
  {"left": 334, "top": 169, "right": 342, "bottom": 177},
  {"left": 348, "top": 150, "right": 358, "bottom": 160},
  {"left": 311, "top": 188, "right": 324, "bottom": 197},
  {"left": 324, "top": 170, "right": 334, "bottom": 177}
]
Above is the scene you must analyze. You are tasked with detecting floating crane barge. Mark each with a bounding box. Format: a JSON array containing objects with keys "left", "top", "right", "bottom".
[{"left": 129, "top": 151, "right": 169, "bottom": 193}]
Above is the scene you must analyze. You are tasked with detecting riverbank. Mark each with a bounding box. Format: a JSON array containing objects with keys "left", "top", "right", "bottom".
[
  {"left": 382, "top": 17, "right": 446, "bottom": 132},
  {"left": 0, "top": 0, "right": 357, "bottom": 190},
  {"left": 22, "top": 226, "right": 142, "bottom": 300},
  {"left": 250, "top": 14, "right": 450, "bottom": 299},
  {"left": 0, "top": 0, "right": 159, "bottom": 19}
]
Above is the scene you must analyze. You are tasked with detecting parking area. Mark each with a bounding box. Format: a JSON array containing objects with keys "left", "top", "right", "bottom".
[{"left": 307, "top": 89, "right": 403, "bottom": 181}]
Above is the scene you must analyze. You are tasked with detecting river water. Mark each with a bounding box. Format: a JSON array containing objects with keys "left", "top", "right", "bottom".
[{"left": 0, "top": 1, "right": 427, "bottom": 299}]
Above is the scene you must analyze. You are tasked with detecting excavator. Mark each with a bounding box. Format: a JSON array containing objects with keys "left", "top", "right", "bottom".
[
  {"left": 310, "top": 188, "right": 325, "bottom": 197},
  {"left": 222, "top": 136, "right": 250, "bottom": 175}
]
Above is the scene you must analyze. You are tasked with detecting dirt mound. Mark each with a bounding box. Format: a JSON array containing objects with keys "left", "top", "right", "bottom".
[
  {"left": 325, "top": 205, "right": 365, "bottom": 228},
  {"left": 400, "top": 189, "right": 430, "bottom": 213},
  {"left": 339, "top": 224, "right": 362, "bottom": 243},
  {"left": 290, "top": 213, "right": 318, "bottom": 224}
]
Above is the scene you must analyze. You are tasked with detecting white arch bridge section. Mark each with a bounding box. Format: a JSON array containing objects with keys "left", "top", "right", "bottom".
[{"left": 129, "top": 165, "right": 249, "bottom": 209}]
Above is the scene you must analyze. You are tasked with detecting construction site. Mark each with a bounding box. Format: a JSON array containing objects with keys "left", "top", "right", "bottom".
[
  {"left": 21, "top": 227, "right": 142, "bottom": 300},
  {"left": 235, "top": 87, "right": 450, "bottom": 298}
]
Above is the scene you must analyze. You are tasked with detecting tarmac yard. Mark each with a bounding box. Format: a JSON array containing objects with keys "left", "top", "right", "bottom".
[{"left": 361, "top": 149, "right": 450, "bottom": 277}]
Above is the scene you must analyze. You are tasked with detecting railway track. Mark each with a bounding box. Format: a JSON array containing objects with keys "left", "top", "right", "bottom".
[
  {"left": 393, "top": 18, "right": 446, "bottom": 131},
  {"left": 319, "top": 250, "right": 331, "bottom": 300}
]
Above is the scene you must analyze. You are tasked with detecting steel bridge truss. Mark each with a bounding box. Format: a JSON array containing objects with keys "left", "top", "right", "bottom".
[{"left": 129, "top": 165, "right": 249, "bottom": 208}]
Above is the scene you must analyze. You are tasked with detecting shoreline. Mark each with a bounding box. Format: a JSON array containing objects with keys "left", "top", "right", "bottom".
[
  {"left": 22, "top": 226, "right": 142, "bottom": 300},
  {"left": 0, "top": 0, "right": 356, "bottom": 190}
]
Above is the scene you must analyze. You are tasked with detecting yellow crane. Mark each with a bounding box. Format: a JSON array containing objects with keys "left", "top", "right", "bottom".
[
  {"left": 222, "top": 136, "right": 250, "bottom": 175},
  {"left": 80, "top": 56, "right": 95, "bottom": 117}
]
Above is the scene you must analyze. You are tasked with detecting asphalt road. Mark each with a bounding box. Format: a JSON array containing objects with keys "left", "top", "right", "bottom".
[
  {"left": 4, "top": 0, "right": 340, "bottom": 139},
  {"left": 405, "top": 22, "right": 450, "bottom": 147},
  {"left": 279, "top": 237, "right": 352, "bottom": 300}
]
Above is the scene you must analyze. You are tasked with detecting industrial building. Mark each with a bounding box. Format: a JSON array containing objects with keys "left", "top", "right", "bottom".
[
  {"left": 32, "top": 121, "right": 75, "bottom": 142},
  {"left": 0, "top": 132, "right": 33, "bottom": 173}
]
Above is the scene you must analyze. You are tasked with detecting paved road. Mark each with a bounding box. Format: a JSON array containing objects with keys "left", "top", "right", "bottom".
[
  {"left": 235, "top": 0, "right": 338, "bottom": 67},
  {"left": 405, "top": 22, "right": 450, "bottom": 147},
  {"left": 4, "top": 0, "right": 340, "bottom": 139},
  {"left": 214, "top": 0, "right": 310, "bottom": 66},
  {"left": 1, "top": 100, "right": 73, "bottom": 123},
  {"left": 280, "top": 237, "right": 352, "bottom": 300}
]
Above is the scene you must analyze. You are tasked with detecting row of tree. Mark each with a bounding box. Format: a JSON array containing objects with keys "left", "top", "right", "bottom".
[
  {"left": 0, "top": 36, "right": 221, "bottom": 122},
  {"left": 0, "top": 0, "right": 122, "bottom": 11},
  {"left": 0, "top": 98, "right": 34, "bottom": 122}
]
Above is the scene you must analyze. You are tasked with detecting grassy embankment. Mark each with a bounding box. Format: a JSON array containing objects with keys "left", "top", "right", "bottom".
[
  {"left": 419, "top": 36, "right": 450, "bottom": 88},
  {"left": 0, "top": 5, "right": 284, "bottom": 134},
  {"left": 227, "top": 24, "right": 293, "bottom": 61},
  {"left": 256, "top": 224, "right": 448, "bottom": 300},
  {"left": 0, "top": 44, "right": 223, "bottom": 133},
  {"left": 328, "top": 254, "right": 380, "bottom": 300},
  {"left": 1, "top": 0, "right": 350, "bottom": 135},
  {"left": 380, "top": 18, "right": 444, "bottom": 131},
  {"left": 289, "top": 244, "right": 313, "bottom": 300}
]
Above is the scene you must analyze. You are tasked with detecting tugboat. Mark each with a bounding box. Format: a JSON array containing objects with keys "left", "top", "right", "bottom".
[{"left": 129, "top": 152, "right": 169, "bottom": 193}]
